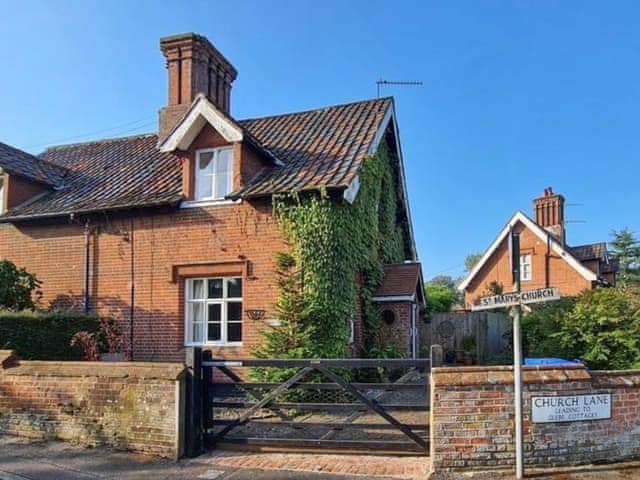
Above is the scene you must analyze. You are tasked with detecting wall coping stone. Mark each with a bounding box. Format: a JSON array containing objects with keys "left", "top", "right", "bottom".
[
  {"left": 2, "top": 357, "right": 185, "bottom": 380},
  {"left": 432, "top": 365, "right": 591, "bottom": 386},
  {"left": 591, "top": 370, "right": 640, "bottom": 388}
]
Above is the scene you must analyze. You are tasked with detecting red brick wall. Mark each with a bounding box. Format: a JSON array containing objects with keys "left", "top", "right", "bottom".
[
  {"left": 377, "top": 302, "right": 412, "bottom": 357},
  {"left": 5, "top": 174, "right": 49, "bottom": 210},
  {"left": 431, "top": 365, "right": 640, "bottom": 472},
  {"left": 0, "top": 197, "right": 287, "bottom": 362},
  {"left": 0, "top": 350, "right": 184, "bottom": 458},
  {"left": 464, "top": 221, "right": 593, "bottom": 308}
]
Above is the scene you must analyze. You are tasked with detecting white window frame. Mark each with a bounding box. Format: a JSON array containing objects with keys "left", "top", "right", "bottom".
[
  {"left": 194, "top": 146, "right": 233, "bottom": 202},
  {"left": 184, "top": 277, "right": 243, "bottom": 347},
  {"left": 520, "top": 254, "right": 532, "bottom": 282},
  {"left": 348, "top": 317, "right": 355, "bottom": 345}
]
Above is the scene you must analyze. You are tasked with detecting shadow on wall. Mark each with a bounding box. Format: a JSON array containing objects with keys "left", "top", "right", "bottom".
[{"left": 50, "top": 293, "right": 183, "bottom": 362}]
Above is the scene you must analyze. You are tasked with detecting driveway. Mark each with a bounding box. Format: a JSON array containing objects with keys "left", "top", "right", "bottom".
[
  {"left": 1, "top": 436, "right": 639, "bottom": 480},
  {"left": 0, "top": 436, "right": 420, "bottom": 480}
]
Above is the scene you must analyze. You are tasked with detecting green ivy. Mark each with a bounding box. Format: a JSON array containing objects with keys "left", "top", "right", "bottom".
[{"left": 262, "top": 139, "right": 410, "bottom": 360}]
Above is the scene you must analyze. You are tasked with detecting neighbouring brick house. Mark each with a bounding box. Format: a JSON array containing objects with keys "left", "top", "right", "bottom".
[
  {"left": 0, "top": 33, "right": 424, "bottom": 361},
  {"left": 459, "top": 188, "right": 618, "bottom": 309}
]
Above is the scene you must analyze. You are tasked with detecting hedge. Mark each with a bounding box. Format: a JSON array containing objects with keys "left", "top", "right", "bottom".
[{"left": 0, "top": 310, "right": 101, "bottom": 360}]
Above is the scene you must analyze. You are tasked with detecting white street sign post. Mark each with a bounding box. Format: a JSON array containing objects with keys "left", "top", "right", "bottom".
[
  {"left": 470, "top": 287, "right": 560, "bottom": 312},
  {"left": 469, "top": 232, "right": 562, "bottom": 479}
]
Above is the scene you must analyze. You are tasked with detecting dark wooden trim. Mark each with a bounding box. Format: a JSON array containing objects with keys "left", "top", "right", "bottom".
[
  {"left": 204, "top": 358, "right": 430, "bottom": 368},
  {"left": 211, "top": 419, "right": 428, "bottom": 430},
  {"left": 315, "top": 365, "right": 427, "bottom": 449},
  {"left": 211, "top": 366, "right": 314, "bottom": 442},
  {"left": 210, "top": 382, "right": 424, "bottom": 392},
  {"left": 211, "top": 401, "right": 427, "bottom": 411}
]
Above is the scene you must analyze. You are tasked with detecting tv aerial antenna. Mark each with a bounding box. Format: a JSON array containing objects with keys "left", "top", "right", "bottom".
[
  {"left": 565, "top": 202, "right": 586, "bottom": 225},
  {"left": 376, "top": 79, "right": 423, "bottom": 98}
]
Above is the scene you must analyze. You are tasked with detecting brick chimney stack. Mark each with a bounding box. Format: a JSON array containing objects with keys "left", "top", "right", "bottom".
[
  {"left": 158, "top": 33, "right": 238, "bottom": 139},
  {"left": 533, "top": 187, "right": 565, "bottom": 244}
]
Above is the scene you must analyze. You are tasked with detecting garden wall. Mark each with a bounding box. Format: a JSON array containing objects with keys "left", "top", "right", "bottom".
[
  {"left": 430, "top": 365, "right": 640, "bottom": 472},
  {"left": 0, "top": 350, "right": 186, "bottom": 459}
]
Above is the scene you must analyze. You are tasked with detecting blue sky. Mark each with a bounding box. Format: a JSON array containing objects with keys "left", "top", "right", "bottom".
[{"left": 1, "top": 1, "right": 639, "bottom": 279}]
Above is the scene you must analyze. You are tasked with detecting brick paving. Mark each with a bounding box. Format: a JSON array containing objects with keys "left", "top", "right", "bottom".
[{"left": 204, "top": 450, "right": 430, "bottom": 479}]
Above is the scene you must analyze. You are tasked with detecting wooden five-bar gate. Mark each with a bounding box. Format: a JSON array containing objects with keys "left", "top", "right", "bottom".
[{"left": 184, "top": 348, "right": 430, "bottom": 457}]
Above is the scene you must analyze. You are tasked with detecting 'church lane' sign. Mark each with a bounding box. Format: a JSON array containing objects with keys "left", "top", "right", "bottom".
[{"left": 531, "top": 394, "right": 612, "bottom": 423}]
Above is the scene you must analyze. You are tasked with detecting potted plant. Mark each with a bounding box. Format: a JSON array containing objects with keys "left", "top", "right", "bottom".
[{"left": 462, "top": 335, "right": 476, "bottom": 365}]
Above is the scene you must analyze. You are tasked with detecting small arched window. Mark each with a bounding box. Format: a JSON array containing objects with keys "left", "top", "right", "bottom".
[{"left": 381, "top": 310, "right": 396, "bottom": 326}]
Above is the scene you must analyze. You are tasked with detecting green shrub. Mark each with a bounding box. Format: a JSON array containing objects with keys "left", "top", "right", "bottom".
[
  {"left": 0, "top": 310, "right": 101, "bottom": 360},
  {"left": 0, "top": 260, "right": 41, "bottom": 311},
  {"left": 522, "top": 288, "right": 640, "bottom": 370},
  {"left": 522, "top": 297, "right": 577, "bottom": 358}
]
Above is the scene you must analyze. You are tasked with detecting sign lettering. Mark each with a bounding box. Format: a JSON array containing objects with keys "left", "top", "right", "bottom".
[
  {"left": 471, "top": 287, "right": 560, "bottom": 311},
  {"left": 531, "top": 394, "right": 611, "bottom": 423}
]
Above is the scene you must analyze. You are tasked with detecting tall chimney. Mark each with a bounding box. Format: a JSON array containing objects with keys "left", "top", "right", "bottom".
[
  {"left": 533, "top": 187, "right": 565, "bottom": 244},
  {"left": 158, "top": 33, "right": 238, "bottom": 139}
]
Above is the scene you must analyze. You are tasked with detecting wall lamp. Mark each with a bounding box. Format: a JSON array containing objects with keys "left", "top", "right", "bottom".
[{"left": 246, "top": 309, "right": 266, "bottom": 321}]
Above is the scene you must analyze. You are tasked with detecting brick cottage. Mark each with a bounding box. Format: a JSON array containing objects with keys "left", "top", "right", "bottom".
[
  {"left": 459, "top": 188, "right": 618, "bottom": 309},
  {"left": 0, "top": 33, "right": 424, "bottom": 362}
]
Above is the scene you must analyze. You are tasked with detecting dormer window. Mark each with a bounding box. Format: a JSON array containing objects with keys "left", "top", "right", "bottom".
[{"left": 195, "top": 147, "right": 233, "bottom": 201}]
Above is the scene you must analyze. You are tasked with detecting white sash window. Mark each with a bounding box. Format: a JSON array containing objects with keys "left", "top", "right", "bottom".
[{"left": 185, "top": 277, "right": 243, "bottom": 346}]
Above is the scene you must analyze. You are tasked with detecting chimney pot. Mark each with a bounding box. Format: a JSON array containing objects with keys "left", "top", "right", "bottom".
[
  {"left": 533, "top": 187, "right": 565, "bottom": 245},
  {"left": 158, "top": 33, "right": 238, "bottom": 139}
]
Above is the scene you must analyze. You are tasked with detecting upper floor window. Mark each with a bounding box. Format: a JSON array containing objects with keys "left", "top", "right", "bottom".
[
  {"left": 520, "top": 254, "right": 532, "bottom": 282},
  {"left": 195, "top": 147, "right": 233, "bottom": 201},
  {"left": 185, "top": 277, "right": 243, "bottom": 346}
]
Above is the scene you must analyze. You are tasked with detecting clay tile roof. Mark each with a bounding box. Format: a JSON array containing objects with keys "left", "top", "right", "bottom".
[
  {"left": 375, "top": 263, "right": 421, "bottom": 298},
  {"left": 1, "top": 97, "right": 393, "bottom": 221},
  {"left": 1, "top": 134, "right": 183, "bottom": 220},
  {"left": 0, "top": 141, "right": 67, "bottom": 187},
  {"left": 570, "top": 242, "right": 607, "bottom": 261},
  {"left": 232, "top": 97, "right": 393, "bottom": 198}
]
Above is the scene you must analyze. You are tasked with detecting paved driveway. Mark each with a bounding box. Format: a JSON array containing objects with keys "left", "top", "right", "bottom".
[
  {"left": 0, "top": 437, "right": 416, "bottom": 480},
  {"left": 1, "top": 436, "right": 639, "bottom": 480}
]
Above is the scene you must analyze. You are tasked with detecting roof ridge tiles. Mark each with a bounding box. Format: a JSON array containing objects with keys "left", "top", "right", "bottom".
[
  {"left": 238, "top": 97, "right": 392, "bottom": 123},
  {"left": 43, "top": 133, "right": 158, "bottom": 152}
]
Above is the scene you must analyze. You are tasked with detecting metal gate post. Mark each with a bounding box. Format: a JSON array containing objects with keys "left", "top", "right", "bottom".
[{"left": 185, "top": 346, "right": 203, "bottom": 457}]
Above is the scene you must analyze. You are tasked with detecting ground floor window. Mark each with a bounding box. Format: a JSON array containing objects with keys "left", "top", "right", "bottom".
[{"left": 185, "top": 277, "right": 243, "bottom": 346}]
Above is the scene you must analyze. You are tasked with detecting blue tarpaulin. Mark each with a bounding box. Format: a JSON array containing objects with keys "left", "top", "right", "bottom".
[{"left": 525, "top": 357, "right": 583, "bottom": 366}]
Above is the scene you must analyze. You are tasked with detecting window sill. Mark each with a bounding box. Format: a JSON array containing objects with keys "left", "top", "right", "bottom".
[
  {"left": 180, "top": 198, "right": 241, "bottom": 208},
  {"left": 185, "top": 342, "right": 243, "bottom": 348}
]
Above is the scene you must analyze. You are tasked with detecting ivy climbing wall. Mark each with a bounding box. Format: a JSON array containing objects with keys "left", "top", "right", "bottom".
[{"left": 264, "top": 136, "right": 413, "bottom": 359}]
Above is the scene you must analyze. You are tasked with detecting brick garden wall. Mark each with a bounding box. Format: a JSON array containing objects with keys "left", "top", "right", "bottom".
[
  {"left": 430, "top": 365, "right": 640, "bottom": 472},
  {"left": 0, "top": 350, "right": 185, "bottom": 459}
]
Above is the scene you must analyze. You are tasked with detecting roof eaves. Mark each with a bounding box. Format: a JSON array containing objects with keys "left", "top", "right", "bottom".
[
  {"left": 383, "top": 99, "right": 418, "bottom": 261},
  {"left": 0, "top": 196, "right": 183, "bottom": 223}
]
